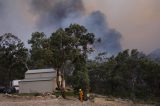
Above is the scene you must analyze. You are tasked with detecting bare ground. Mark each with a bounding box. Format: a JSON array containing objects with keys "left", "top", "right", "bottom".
[{"left": 0, "top": 94, "right": 154, "bottom": 106}]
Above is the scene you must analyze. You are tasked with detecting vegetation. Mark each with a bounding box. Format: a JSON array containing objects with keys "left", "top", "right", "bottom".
[
  {"left": 54, "top": 91, "right": 77, "bottom": 97},
  {"left": 28, "top": 24, "right": 95, "bottom": 98},
  {"left": 28, "top": 32, "right": 49, "bottom": 69},
  {"left": 88, "top": 49, "right": 160, "bottom": 101},
  {"left": 0, "top": 24, "right": 160, "bottom": 102},
  {"left": 0, "top": 33, "right": 28, "bottom": 87}
]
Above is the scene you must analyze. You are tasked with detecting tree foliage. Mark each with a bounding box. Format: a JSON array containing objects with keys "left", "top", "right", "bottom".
[
  {"left": 0, "top": 33, "right": 28, "bottom": 86},
  {"left": 88, "top": 49, "right": 160, "bottom": 100},
  {"left": 28, "top": 24, "right": 95, "bottom": 96},
  {"left": 28, "top": 32, "right": 50, "bottom": 69},
  {"left": 1, "top": 24, "right": 159, "bottom": 102}
]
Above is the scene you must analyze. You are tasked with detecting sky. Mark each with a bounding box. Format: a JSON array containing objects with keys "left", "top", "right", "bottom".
[{"left": 0, "top": 0, "right": 159, "bottom": 54}]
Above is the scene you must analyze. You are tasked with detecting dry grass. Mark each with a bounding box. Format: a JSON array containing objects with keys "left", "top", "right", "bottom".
[{"left": 0, "top": 94, "right": 155, "bottom": 106}]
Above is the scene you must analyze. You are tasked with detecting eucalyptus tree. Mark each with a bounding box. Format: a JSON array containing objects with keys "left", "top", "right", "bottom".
[
  {"left": 28, "top": 32, "right": 50, "bottom": 69},
  {"left": 0, "top": 33, "right": 28, "bottom": 86},
  {"left": 28, "top": 24, "right": 95, "bottom": 98},
  {"left": 48, "top": 24, "right": 95, "bottom": 97}
]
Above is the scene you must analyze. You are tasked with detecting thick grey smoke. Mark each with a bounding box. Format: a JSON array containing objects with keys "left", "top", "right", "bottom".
[
  {"left": 0, "top": 0, "right": 122, "bottom": 55},
  {"left": 84, "top": 11, "right": 122, "bottom": 54},
  {"left": 30, "top": 0, "right": 85, "bottom": 29},
  {"left": 29, "top": 0, "right": 122, "bottom": 55}
]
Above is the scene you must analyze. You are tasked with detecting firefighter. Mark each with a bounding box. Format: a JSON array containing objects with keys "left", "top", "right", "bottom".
[{"left": 79, "top": 89, "right": 83, "bottom": 102}]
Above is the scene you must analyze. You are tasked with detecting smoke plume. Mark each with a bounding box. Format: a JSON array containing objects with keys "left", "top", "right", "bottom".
[
  {"left": 0, "top": 0, "right": 122, "bottom": 55},
  {"left": 84, "top": 11, "right": 121, "bottom": 54},
  {"left": 29, "top": 0, "right": 122, "bottom": 54},
  {"left": 30, "top": 0, "right": 85, "bottom": 29}
]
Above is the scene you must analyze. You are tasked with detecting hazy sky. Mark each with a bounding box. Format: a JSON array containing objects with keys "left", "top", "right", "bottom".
[{"left": 0, "top": 0, "right": 159, "bottom": 54}]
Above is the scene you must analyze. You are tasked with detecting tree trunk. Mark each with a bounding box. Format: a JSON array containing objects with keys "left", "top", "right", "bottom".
[
  {"left": 56, "top": 69, "right": 66, "bottom": 98},
  {"left": 60, "top": 73, "right": 66, "bottom": 98},
  {"left": 8, "top": 68, "right": 11, "bottom": 87},
  {"left": 56, "top": 69, "right": 61, "bottom": 89}
]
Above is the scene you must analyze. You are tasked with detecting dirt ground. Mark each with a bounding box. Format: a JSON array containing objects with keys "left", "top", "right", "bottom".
[{"left": 0, "top": 94, "right": 155, "bottom": 106}]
